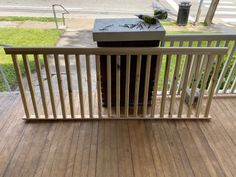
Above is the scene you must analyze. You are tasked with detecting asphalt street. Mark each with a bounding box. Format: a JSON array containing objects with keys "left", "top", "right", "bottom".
[{"left": 0, "top": 0, "right": 235, "bottom": 27}]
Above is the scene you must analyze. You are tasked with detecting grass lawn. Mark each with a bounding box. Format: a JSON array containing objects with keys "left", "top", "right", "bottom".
[
  {"left": 0, "top": 28, "right": 61, "bottom": 91},
  {"left": 0, "top": 16, "right": 62, "bottom": 22}
]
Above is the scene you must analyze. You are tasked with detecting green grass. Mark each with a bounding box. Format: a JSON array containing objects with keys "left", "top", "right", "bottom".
[
  {"left": 156, "top": 31, "right": 236, "bottom": 90},
  {"left": 161, "top": 21, "right": 176, "bottom": 26},
  {"left": 0, "top": 16, "right": 62, "bottom": 22},
  {"left": 0, "top": 28, "right": 61, "bottom": 91}
]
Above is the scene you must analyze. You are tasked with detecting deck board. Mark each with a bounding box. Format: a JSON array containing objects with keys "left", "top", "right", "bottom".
[{"left": 0, "top": 93, "right": 235, "bottom": 177}]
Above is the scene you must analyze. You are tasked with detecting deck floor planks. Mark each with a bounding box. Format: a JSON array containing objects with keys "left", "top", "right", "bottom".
[
  {"left": 186, "top": 121, "right": 227, "bottom": 177},
  {"left": 17, "top": 96, "right": 53, "bottom": 177},
  {"left": 0, "top": 93, "right": 235, "bottom": 177},
  {"left": 0, "top": 98, "right": 26, "bottom": 177},
  {"left": 197, "top": 118, "right": 236, "bottom": 176},
  {"left": 161, "top": 121, "right": 192, "bottom": 177},
  {"left": 174, "top": 121, "right": 212, "bottom": 177},
  {"left": 149, "top": 120, "right": 180, "bottom": 177},
  {"left": 211, "top": 99, "right": 236, "bottom": 155},
  {"left": 35, "top": 95, "right": 65, "bottom": 177},
  {"left": 166, "top": 121, "right": 196, "bottom": 177},
  {"left": 129, "top": 120, "right": 158, "bottom": 177},
  {"left": 116, "top": 121, "right": 135, "bottom": 177},
  {"left": 206, "top": 100, "right": 236, "bottom": 165},
  {"left": 215, "top": 99, "right": 236, "bottom": 145},
  {"left": 1, "top": 95, "right": 45, "bottom": 177}
]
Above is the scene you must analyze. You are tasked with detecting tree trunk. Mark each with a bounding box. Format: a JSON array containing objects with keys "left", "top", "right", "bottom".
[{"left": 204, "top": 0, "right": 220, "bottom": 25}]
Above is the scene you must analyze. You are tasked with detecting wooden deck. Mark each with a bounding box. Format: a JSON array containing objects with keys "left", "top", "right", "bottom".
[{"left": 0, "top": 92, "right": 236, "bottom": 177}]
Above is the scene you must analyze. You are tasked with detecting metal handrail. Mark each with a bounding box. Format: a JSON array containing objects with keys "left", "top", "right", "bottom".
[{"left": 52, "top": 4, "right": 69, "bottom": 29}]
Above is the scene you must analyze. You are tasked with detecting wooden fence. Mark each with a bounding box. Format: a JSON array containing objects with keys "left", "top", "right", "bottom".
[
  {"left": 4, "top": 47, "right": 227, "bottom": 120},
  {"left": 163, "top": 33, "right": 236, "bottom": 94}
]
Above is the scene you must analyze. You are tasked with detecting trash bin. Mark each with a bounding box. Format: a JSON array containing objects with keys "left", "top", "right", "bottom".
[
  {"left": 177, "top": 2, "right": 191, "bottom": 26},
  {"left": 93, "top": 18, "right": 166, "bottom": 107}
]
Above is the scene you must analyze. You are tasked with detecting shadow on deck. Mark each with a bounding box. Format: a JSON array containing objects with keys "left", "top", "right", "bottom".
[{"left": 0, "top": 92, "right": 235, "bottom": 177}]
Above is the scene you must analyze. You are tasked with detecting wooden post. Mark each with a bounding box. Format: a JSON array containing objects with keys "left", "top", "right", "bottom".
[{"left": 204, "top": 0, "right": 220, "bottom": 25}]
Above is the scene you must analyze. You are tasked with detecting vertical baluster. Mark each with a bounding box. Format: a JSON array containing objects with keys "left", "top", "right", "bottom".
[
  {"left": 216, "top": 41, "right": 235, "bottom": 93},
  {"left": 160, "top": 40, "right": 166, "bottom": 47},
  {"left": 205, "top": 55, "right": 223, "bottom": 117},
  {"left": 160, "top": 54, "right": 171, "bottom": 118},
  {"left": 178, "top": 41, "right": 193, "bottom": 94},
  {"left": 143, "top": 55, "right": 151, "bottom": 117},
  {"left": 207, "top": 40, "right": 221, "bottom": 91},
  {"left": 86, "top": 54, "right": 93, "bottom": 118},
  {"left": 54, "top": 54, "right": 66, "bottom": 119},
  {"left": 178, "top": 54, "right": 193, "bottom": 118},
  {"left": 107, "top": 55, "right": 112, "bottom": 117},
  {"left": 170, "top": 41, "right": 174, "bottom": 47},
  {"left": 222, "top": 59, "right": 236, "bottom": 93},
  {"left": 151, "top": 54, "right": 162, "bottom": 117},
  {"left": 195, "top": 55, "right": 213, "bottom": 117},
  {"left": 34, "top": 54, "right": 48, "bottom": 118},
  {"left": 187, "top": 41, "right": 199, "bottom": 84},
  {"left": 230, "top": 77, "right": 236, "bottom": 93},
  {"left": 168, "top": 41, "right": 175, "bottom": 94},
  {"left": 43, "top": 54, "right": 57, "bottom": 118},
  {"left": 195, "top": 41, "right": 212, "bottom": 92},
  {"left": 12, "top": 54, "right": 30, "bottom": 118},
  {"left": 125, "top": 55, "right": 131, "bottom": 117},
  {"left": 169, "top": 54, "right": 181, "bottom": 117},
  {"left": 64, "top": 54, "right": 74, "bottom": 118},
  {"left": 224, "top": 40, "right": 230, "bottom": 47},
  {"left": 22, "top": 54, "right": 39, "bottom": 118},
  {"left": 75, "top": 55, "right": 84, "bottom": 118},
  {"left": 96, "top": 55, "right": 102, "bottom": 118},
  {"left": 116, "top": 55, "right": 121, "bottom": 117},
  {"left": 133, "top": 55, "right": 141, "bottom": 116},
  {"left": 174, "top": 40, "right": 183, "bottom": 93},
  {"left": 187, "top": 55, "right": 201, "bottom": 117}
]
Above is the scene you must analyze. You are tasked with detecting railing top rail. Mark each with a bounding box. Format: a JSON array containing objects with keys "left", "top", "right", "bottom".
[
  {"left": 4, "top": 47, "right": 228, "bottom": 55},
  {"left": 165, "top": 33, "right": 236, "bottom": 41}
]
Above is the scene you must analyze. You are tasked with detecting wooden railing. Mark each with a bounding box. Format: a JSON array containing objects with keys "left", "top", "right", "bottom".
[
  {"left": 4, "top": 47, "right": 227, "bottom": 120},
  {"left": 163, "top": 34, "right": 236, "bottom": 95}
]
